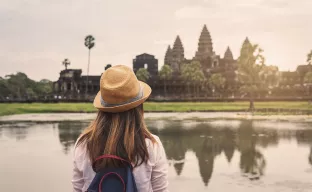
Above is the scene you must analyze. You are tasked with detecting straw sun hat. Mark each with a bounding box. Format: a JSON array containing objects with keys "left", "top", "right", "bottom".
[{"left": 93, "top": 65, "right": 152, "bottom": 113}]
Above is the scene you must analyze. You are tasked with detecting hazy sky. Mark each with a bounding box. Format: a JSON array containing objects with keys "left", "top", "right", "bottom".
[{"left": 1, "top": 0, "right": 312, "bottom": 81}]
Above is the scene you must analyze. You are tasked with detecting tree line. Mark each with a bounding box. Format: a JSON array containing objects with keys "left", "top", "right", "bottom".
[{"left": 0, "top": 72, "right": 53, "bottom": 100}]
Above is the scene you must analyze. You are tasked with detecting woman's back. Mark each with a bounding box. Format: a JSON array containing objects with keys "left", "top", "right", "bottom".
[{"left": 72, "top": 135, "right": 168, "bottom": 192}]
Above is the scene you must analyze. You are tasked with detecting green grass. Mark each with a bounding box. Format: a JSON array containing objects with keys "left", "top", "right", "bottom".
[{"left": 0, "top": 102, "right": 311, "bottom": 116}]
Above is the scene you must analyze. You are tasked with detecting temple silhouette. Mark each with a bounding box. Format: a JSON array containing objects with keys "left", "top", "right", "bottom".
[{"left": 53, "top": 25, "right": 312, "bottom": 99}]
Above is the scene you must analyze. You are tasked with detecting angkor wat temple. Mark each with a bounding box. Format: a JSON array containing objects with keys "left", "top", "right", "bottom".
[{"left": 53, "top": 25, "right": 312, "bottom": 100}]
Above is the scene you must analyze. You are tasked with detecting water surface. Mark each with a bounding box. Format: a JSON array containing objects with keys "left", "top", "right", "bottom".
[{"left": 0, "top": 118, "right": 312, "bottom": 192}]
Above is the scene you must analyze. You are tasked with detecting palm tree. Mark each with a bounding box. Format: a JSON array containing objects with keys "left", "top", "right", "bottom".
[
  {"left": 238, "top": 38, "right": 265, "bottom": 111},
  {"left": 159, "top": 64, "right": 173, "bottom": 97},
  {"left": 62, "top": 59, "right": 70, "bottom": 70},
  {"left": 84, "top": 35, "right": 95, "bottom": 96},
  {"left": 105, "top": 64, "right": 112, "bottom": 71},
  {"left": 307, "top": 50, "right": 312, "bottom": 65},
  {"left": 136, "top": 68, "right": 150, "bottom": 83}
]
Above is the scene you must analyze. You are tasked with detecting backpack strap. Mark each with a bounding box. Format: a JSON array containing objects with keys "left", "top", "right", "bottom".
[
  {"left": 99, "top": 172, "right": 126, "bottom": 192},
  {"left": 92, "top": 155, "right": 133, "bottom": 171}
]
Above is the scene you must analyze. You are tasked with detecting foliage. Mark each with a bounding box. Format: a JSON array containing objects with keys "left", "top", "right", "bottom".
[
  {"left": 159, "top": 65, "right": 173, "bottom": 81},
  {"left": 304, "top": 71, "right": 312, "bottom": 83},
  {"left": 181, "top": 61, "right": 205, "bottom": 83},
  {"left": 84, "top": 35, "right": 95, "bottom": 49},
  {"left": 181, "top": 61, "right": 205, "bottom": 96},
  {"left": 0, "top": 73, "right": 53, "bottom": 99},
  {"left": 238, "top": 38, "right": 266, "bottom": 109},
  {"left": 307, "top": 50, "right": 312, "bottom": 65},
  {"left": 62, "top": 58, "right": 70, "bottom": 70},
  {"left": 259, "top": 65, "right": 280, "bottom": 89},
  {"left": 159, "top": 65, "right": 173, "bottom": 97},
  {"left": 136, "top": 68, "right": 150, "bottom": 82},
  {"left": 84, "top": 35, "right": 95, "bottom": 95},
  {"left": 209, "top": 73, "right": 226, "bottom": 97},
  {"left": 105, "top": 64, "right": 112, "bottom": 70}
]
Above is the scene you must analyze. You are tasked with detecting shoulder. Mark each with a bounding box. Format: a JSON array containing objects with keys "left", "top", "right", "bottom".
[
  {"left": 145, "top": 134, "right": 162, "bottom": 149},
  {"left": 145, "top": 134, "right": 166, "bottom": 164},
  {"left": 73, "top": 138, "right": 88, "bottom": 161}
]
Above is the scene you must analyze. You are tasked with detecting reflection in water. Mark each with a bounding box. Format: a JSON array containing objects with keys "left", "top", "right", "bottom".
[
  {"left": 2, "top": 118, "right": 312, "bottom": 192},
  {"left": 53, "top": 119, "right": 312, "bottom": 187},
  {"left": 237, "top": 121, "right": 266, "bottom": 180},
  {"left": 57, "top": 121, "right": 88, "bottom": 154},
  {"left": 0, "top": 123, "right": 30, "bottom": 140},
  {"left": 309, "top": 147, "right": 312, "bottom": 166},
  {"left": 195, "top": 138, "right": 214, "bottom": 186},
  {"left": 161, "top": 129, "right": 188, "bottom": 176},
  {"left": 148, "top": 120, "right": 312, "bottom": 187},
  {"left": 222, "top": 128, "right": 236, "bottom": 163},
  {"left": 240, "top": 149, "right": 266, "bottom": 180}
]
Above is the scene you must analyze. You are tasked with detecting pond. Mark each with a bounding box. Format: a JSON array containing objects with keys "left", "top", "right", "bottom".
[{"left": 0, "top": 116, "right": 312, "bottom": 192}]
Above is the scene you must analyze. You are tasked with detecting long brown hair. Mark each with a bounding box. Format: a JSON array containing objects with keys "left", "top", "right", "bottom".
[{"left": 77, "top": 104, "right": 156, "bottom": 169}]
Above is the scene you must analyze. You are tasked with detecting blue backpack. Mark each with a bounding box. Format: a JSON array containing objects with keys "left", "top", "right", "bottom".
[{"left": 87, "top": 155, "right": 138, "bottom": 192}]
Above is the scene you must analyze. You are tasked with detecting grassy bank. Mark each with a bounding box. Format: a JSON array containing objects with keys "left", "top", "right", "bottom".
[{"left": 0, "top": 102, "right": 311, "bottom": 116}]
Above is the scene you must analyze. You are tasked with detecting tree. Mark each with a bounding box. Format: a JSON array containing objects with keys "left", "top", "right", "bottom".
[
  {"left": 136, "top": 68, "right": 150, "bottom": 83},
  {"left": 181, "top": 64, "right": 193, "bottom": 96},
  {"left": 181, "top": 61, "right": 205, "bottom": 97},
  {"left": 304, "top": 71, "right": 312, "bottom": 84},
  {"left": 105, "top": 64, "right": 112, "bottom": 71},
  {"left": 307, "top": 50, "right": 312, "bottom": 65},
  {"left": 238, "top": 38, "right": 265, "bottom": 111},
  {"left": 62, "top": 59, "right": 70, "bottom": 70},
  {"left": 84, "top": 35, "right": 95, "bottom": 96},
  {"left": 0, "top": 73, "right": 53, "bottom": 99},
  {"left": 304, "top": 71, "right": 312, "bottom": 96},
  {"left": 192, "top": 68, "right": 205, "bottom": 97},
  {"left": 159, "top": 65, "right": 173, "bottom": 97},
  {"left": 259, "top": 65, "right": 280, "bottom": 97},
  {"left": 0, "top": 77, "right": 10, "bottom": 99},
  {"left": 36, "top": 79, "right": 53, "bottom": 95},
  {"left": 209, "top": 73, "right": 226, "bottom": 98}
]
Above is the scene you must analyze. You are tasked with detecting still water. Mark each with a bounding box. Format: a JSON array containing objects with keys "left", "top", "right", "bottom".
[{"left": 0, "top": 118, "right": 312, "bottom": 192}]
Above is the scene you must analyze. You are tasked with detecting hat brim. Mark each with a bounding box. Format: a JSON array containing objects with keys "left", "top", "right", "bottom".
[{"left": 93, "top": 81, "right": 152, "bottom": 113}]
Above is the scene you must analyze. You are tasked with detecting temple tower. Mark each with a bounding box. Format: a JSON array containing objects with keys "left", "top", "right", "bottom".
[
  {"left": 224, "top": 46, "right": 234, "bottom": 60},
  {"left": 164, "top": 45, "right": 172, "bottom": 66},
  {"left": 171, "top": 35, "right": 185, "bottom": 73},
  {"left": 195, "top": 25, "right": 213, "bottom": 60}
]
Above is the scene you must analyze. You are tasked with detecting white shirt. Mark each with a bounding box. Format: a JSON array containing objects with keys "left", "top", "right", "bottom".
[{"left": 72, "top": 135, "right": 169, "bottom": 192}]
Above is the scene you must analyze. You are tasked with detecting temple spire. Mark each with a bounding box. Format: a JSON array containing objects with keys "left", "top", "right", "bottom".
[
  {"left": 173, "top": 36, "right": 183, "bottom": 50},
  {"left": 171, "top": 35, "right": 185, "bottom": 73},
  {"left": 195, "top": 25, "right": 213, "bottom": 60},
  {"left": 164, "top": 45, "right": 172, "bottom": 65},
  {"left": 244, "top": 37, "right": 250, "bottom": 44},
  {"left": 224, "top": 46, "right": 234, "bottom": 60}
]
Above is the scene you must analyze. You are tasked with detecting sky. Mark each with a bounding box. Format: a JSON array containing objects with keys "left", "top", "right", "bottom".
[{"left": 1, "top": 0, "right": 312, "bottom": 81}]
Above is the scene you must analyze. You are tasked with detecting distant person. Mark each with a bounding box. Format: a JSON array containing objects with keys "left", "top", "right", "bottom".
[{"left": 72, "top": 65, "right": 169, "bottom": 192}]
